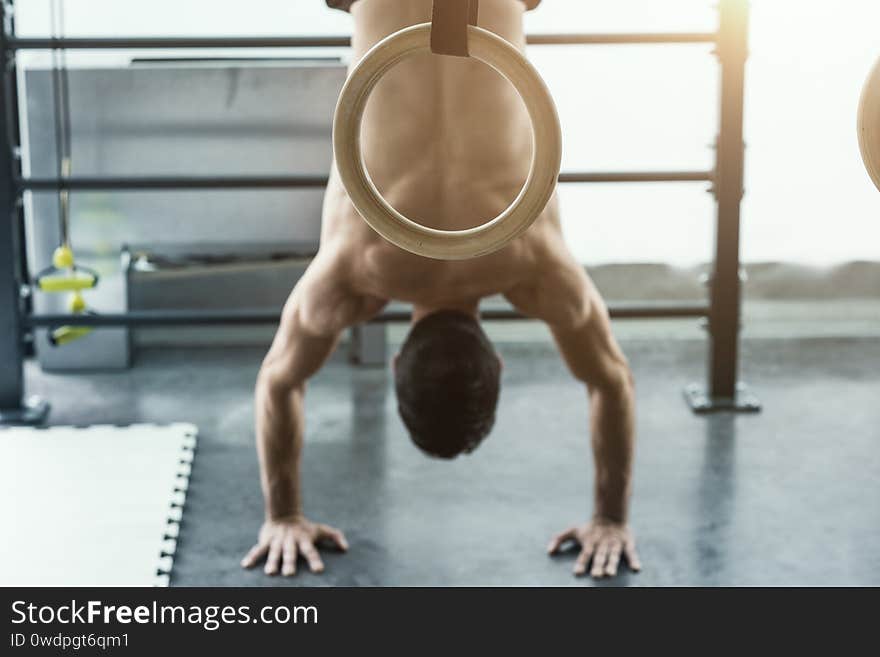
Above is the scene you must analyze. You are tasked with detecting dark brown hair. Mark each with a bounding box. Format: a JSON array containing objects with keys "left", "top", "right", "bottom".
[{"left": 395, "top": 310, "right": 501, "bottom": 459}]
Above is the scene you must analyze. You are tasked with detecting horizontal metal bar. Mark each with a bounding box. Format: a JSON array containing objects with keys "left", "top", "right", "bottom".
[
  {"left": 525, "top": 32, "right": 717, "bottom": 45},
  {"left": 25, "top": 303, "right": 708, "bottom": 328},
  {"left": 559, "top": 171, "right": 712, "bottom": 184},
  {"left": 18, "top": 171, "right": 713, "bottom": 191},
  {"left": 18, "top": 175, "right": 329, "bottom": 191},
  {"left": 372, "top": 303, "right": 712, "bottom": 321},
  {"left": 605, "top": 302, "right": 708, "bottom": 319},
  {"left": 8, "top": 36, "right": 353, "bottom": 50},
  {"left": 6, "top": 33, "right": 717, "bottom": 51}
]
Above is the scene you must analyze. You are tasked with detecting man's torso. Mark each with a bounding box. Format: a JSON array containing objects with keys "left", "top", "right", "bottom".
[{"left": 322, "top": 0, "right": 563, "bottom": 311}]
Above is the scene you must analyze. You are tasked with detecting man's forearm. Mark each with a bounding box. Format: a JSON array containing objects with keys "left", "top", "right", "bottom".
[
  {"left": 256, "top": 381, "right": 305, "bottom": 520},
  {"left": 589, "top": 381, "right": 635, "bottom": 523}
]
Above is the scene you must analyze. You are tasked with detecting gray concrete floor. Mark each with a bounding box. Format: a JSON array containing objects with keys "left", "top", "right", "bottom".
[{"left": 23, "top": 334, "right": 880, "bottom": 586}]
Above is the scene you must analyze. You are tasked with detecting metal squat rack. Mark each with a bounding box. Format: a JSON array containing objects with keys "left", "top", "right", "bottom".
[{"left": 0, "top": 0, "right": 759, "bottom": 424}]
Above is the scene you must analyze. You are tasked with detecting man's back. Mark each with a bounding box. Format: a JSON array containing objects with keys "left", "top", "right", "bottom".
[
  {"left": 348, "top": 0, "right": 534, "bottom": 232},
  {"left": 320, "top": 0, "right": 558, "bottom": 308}
]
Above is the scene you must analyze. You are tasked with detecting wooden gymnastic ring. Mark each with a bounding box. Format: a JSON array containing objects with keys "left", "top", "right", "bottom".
[
  {"left": 333, "top": 23, "right": 562, "bottom": 260},
  {"left": 858, "top": 56, "right": 880, "bottom": 192}
]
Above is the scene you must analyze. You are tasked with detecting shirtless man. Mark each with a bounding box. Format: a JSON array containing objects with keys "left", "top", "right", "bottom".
[{"left": 241, "top": 0, "right": 640, "bottom": 580}]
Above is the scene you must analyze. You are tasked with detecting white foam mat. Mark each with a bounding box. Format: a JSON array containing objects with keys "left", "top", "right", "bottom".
[{"left": 0, "top": 423, "right": 197, "bottom": 587}]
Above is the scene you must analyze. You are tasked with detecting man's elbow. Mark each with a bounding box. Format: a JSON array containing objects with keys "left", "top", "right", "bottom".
[
  {"left": 584, "top": 357, "right": 634, "bottom": 400},
  {"left": 256, "top": 357, "right": 303, "bottom": 403}
]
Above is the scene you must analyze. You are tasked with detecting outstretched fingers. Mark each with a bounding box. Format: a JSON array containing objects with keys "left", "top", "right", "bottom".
[
  {"left": 590, "top": 541, "right": 611, "bottom": 578},
  {"left": 547, "top": 527, "right": 579, "bottom": 555},
  {"left": 318, "top": 524, "right": 349, "bottom": 552},
  {"left": 573, "top": 539, "right": 597, "bottom": 576},
  {"left": 623, "top": 537, "right": 642, "bottom": 572},
  {"left": 298, "top": 538, "right": 325, "bottom": 573},
  {"left": 281, "top": 537, "right": 298, "bottom": 576},
  {"left": 241, "top": 541, "right": 269, "bottom": 569},
  {"left": 603, "top": 540, "right": 623, "bottom": 577},
  {"left": 550, "top": 523, "right": 640, "bottom": 578},
  {"left": 264, "top": 536, "right": 284, "bottom": 576}
]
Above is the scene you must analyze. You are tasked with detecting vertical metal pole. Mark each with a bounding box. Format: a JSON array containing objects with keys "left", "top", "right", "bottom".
[
  {"left": 0, "top": 1, "right": 23, "bottom": 411},
  {"left": 685, "top": 0, "right": 759, "bottom": 413},
  {"left": 711, "top": 0, "right": 747, "bottom": 401},
  {"left": 0, "top": 0, "right": 48, "bottom": 424}
]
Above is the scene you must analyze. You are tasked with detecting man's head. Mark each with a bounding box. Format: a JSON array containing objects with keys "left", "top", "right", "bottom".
[{"left": 394, "top": 310, "right": 502, "bottom": 459}]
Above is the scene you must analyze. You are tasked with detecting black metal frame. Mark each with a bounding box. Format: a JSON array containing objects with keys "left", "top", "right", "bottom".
[
  {"left": 18, "top": 170, "right": 714, "bottom": 191},
  {"left": 23, "top": 302, "right": 710, "bottom": 328},
  {"left": 0, "top": 0, "right": 758, "bottom": 424},
  {"left": 698, "top": 0, "right": 760, "bottom": 413}
]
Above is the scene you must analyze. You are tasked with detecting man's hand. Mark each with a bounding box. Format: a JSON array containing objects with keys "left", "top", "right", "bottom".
[
  {"left": 547, "top": 520, "right": 641, "bottom": 578},
  {"left": 241, "top": 516, "right": 348, "bottom": 576}
]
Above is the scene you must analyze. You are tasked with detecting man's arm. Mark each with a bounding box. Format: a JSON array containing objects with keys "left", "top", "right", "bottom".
[
  {"left": 548, "top": 279, "right": 635, "bottom": 526},
  {"left": 505, "top": 233, "right": 640, "bottom": 578},
  {"left": 242, "top": 256, "right": 386, "bottom": 576}
]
